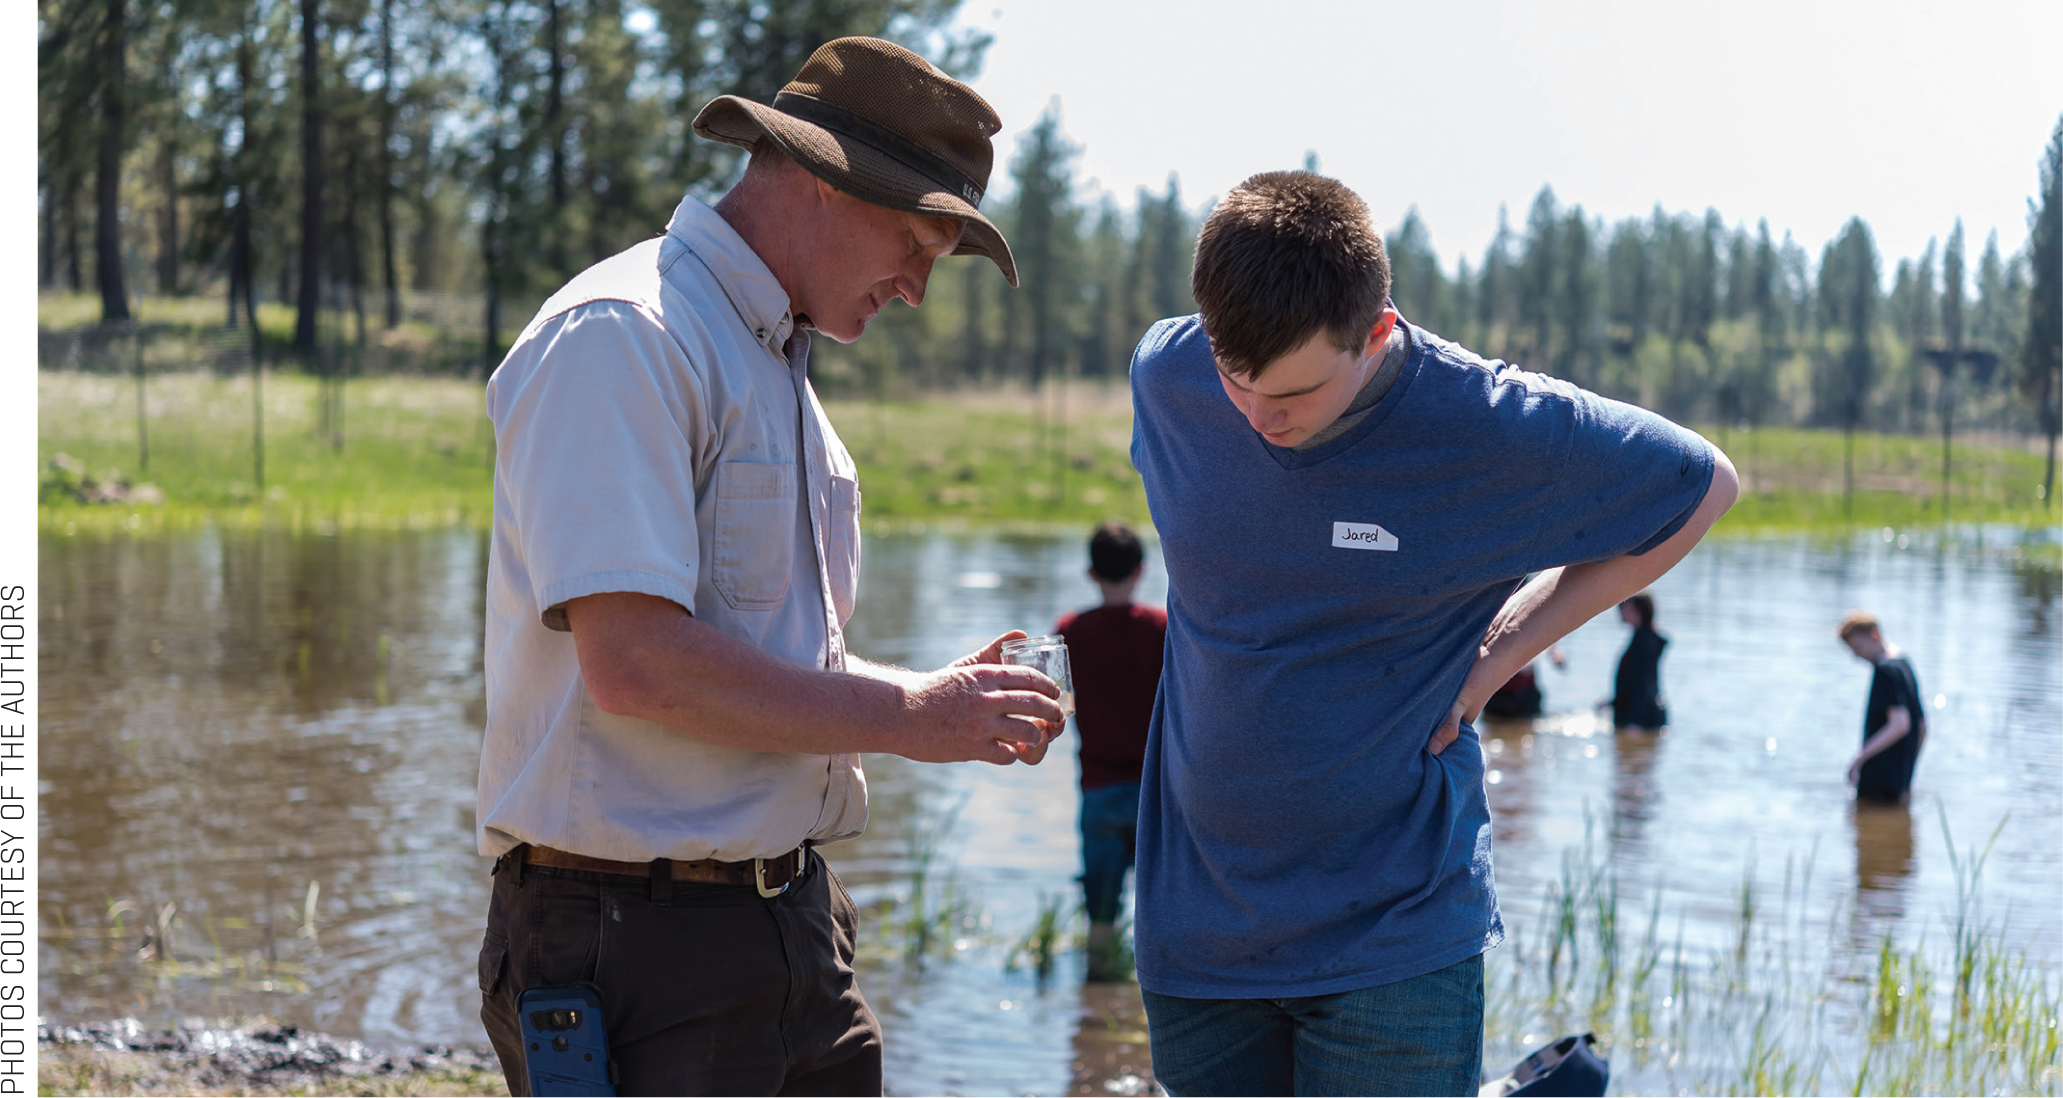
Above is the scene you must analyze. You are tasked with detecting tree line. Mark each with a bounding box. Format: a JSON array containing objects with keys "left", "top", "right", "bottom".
[
  {"left": 35, "top": 0, "right": 2063, "bottom": 494},
  {"left": 39, "top": 0, "right": 995, "bottom": 351}
]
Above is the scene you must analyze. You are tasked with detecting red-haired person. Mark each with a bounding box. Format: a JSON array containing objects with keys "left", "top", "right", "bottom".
[{"left": 1838, "top": 612, "right": 1927, "bottom": 804}]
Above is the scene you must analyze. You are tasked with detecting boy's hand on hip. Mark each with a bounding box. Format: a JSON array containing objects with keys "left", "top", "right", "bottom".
[{"left": 1428, "top": 699, "right": 1468, "bottom": 755}]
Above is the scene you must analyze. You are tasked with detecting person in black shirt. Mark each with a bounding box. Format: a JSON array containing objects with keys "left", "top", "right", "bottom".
[
  {"left": 1602, "top": 593, "right": 1668, "bottom": 731},
  {"left": 1838, "top": 611, "right": 1927, "bottom": 803}
]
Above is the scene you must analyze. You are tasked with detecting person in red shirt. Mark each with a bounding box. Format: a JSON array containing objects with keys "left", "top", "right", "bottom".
[{"left": 1055, "top": 521, "right": 1168, "bottom": 980}]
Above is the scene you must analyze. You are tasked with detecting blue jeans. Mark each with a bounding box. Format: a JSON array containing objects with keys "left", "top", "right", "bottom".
[
  {"left": 1142, "top": 953, "right": 1484, "bottom": 1096},
  {"left": 1079, "top": 782, "right": 1140, "bottom": 923}
]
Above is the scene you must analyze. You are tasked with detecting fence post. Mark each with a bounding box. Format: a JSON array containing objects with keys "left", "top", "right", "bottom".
[{"left": 132, "top": 325, "right": 148, "bottom": 473}]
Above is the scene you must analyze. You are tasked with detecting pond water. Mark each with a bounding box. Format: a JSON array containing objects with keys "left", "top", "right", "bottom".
[{"left": 37, "top": 526, "right": 2062, "bottom": 1095}]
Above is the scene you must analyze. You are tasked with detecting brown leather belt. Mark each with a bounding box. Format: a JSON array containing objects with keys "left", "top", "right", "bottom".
[{"left": 522, "top": 843, "right": 809, "bottom": 897}]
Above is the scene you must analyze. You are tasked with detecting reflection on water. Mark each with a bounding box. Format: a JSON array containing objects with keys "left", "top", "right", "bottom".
[
  {"left": 1852, "top": 801, "right": 1917, "bottom": 926},
  {"left": 38, "top": 527, "right": 2061, "bottom": 1093},
  {"left": 39, "top": 530, "right": 492, "bottom": 1045}
]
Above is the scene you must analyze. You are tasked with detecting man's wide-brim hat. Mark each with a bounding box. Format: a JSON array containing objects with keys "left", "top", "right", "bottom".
[{"left": 693, "top": 36, "right": 1017, "bottom": 287}]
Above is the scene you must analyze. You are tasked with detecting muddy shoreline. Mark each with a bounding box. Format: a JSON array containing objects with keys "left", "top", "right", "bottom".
[{"left": 39, "top": 1018, "right": 509, "bottom": 1097}]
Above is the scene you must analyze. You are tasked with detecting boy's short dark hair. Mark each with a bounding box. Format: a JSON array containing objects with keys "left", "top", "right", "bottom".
[
  {"left": 1089, "top": 520, "right": 1144, "bottom": 582},
  {"left": 1191, "top": 170, "right": 1391, "bottom": 379}
]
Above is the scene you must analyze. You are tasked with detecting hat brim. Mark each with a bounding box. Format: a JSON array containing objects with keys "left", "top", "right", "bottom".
[{"left": 695, "top": 95, "right": 1018, "bottom": 288}]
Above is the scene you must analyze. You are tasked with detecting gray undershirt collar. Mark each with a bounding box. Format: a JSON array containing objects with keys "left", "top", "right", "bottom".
[{"left": 1292, "top": 323, "right": 1409, "bottom": 451}]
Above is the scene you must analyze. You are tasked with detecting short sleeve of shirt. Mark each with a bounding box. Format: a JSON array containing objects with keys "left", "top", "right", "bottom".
[
  {"left": 1530, "top": 388, "right": 1716, "bottom": 567},
  {"left": 490, "top": 300, "right": 709, "bottom": 629},
  {"left": 1865, "top": 659, "right": 1923, "bottom": 733}
]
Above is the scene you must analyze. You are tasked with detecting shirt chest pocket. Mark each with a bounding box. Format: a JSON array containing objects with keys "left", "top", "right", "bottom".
[{"left": 712, "top": 460, "right": 797, "bottom": 611}]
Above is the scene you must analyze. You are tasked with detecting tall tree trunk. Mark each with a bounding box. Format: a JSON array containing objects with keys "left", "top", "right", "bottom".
[
  {"left": 1939, "top": 355, "right": 1955, "bottom": 518},
  {"left": 2046, "top": 419, "right": 2057, "bottom": 509},
  {"left": 158, "top": 129, "right": 178, "bottom": 294},
  {"left": 960, "top": 260, "right": 984, "bottom": 384},
  {"left": 378, "top": 0, "right": 400, "bottom": 328},
  {"left": 156, "top": 46, "right": 179, "bottom": 296},
  {"left": 133, "top": 330, "right": 148, "bottom": 471},
  {"left": 545, "top": 0, "right": 567, "bottom": 277},
  {"left": 65, "top": 169, "right": 85, "bottom": 292},
  {"left": 345, "top": 141, "right": 366, "bottom": 348},
  {"left": 481, "top": 5, "right": 509, "bottom": 366},
  {"left": 1842, "top": 420, "right": 1854, "bottom": 518},
  {"left": 294, "top": 0, "right": 323, "bottom": 353},
  {"left": 483, "top": 230, "right": 503, "bottom": 362},
  {"left": 224, "top": 216, "right": 237, "bottom": 329},
  {"left": 241, "top": 193, "right": 264, "bottom": 490},
  {"left": 41, "top": 175, "right": 57, "bottom": 287},
  {"left": 230, "top": 29, "right": 256, "bottom": 330},
  {"left": 1941, "top": 225, "right": 1964, "bottom": 520},
  {"left": 96, "top": 0, "right": 132, "bottom": 322}
]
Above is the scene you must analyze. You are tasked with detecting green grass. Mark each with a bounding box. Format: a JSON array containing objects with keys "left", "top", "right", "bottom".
[
  {"left": 1717, "top": 423, "right": 2057, "bottom": 531},
  {"left": 39, "top": 366, "right": 2062, "bottom": 538},
  {"left": 1004, "top": 891, "right": 1074, "bottom": 983},
  {"left": 39, "top": 370, "right": 495, "bottom": 534},
  {"left": 826, "top": 385, "right": 1151, "bottom": 529}
]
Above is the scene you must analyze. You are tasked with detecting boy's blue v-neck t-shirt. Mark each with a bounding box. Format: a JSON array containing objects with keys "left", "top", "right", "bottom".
[{"left": 1128, "top": 314, "right": 1717, "bottom": 999}]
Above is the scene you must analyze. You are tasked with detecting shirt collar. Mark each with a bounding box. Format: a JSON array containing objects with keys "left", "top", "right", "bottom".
[{"left": 664, "top": 193, "right": 796, "bottom": 351}]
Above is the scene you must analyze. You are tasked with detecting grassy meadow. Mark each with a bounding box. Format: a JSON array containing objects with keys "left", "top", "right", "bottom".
[{"left": 37, "top": 366, "right": 2062, "bottom": 541}]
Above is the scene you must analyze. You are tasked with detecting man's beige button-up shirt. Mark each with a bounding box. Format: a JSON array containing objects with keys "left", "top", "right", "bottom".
[{"left": 478, "top": 194, "right": 868, "bottom": 863}]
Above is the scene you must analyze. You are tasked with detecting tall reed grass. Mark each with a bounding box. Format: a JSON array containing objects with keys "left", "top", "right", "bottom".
[{"left": 1486, "top": 810, "right": 2059, "bottom": 1096}]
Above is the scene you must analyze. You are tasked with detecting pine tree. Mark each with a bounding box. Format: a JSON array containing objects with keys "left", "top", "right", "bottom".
[
  {"left": 1387, "top": 207, "right": 1443, "bottom": 329},
  {"left": 95, "top": 0, "right": 133, "bottom": 321},
  {"left": 1518, "top": 185, "right": 1559, "bottom": 369},
  {"left": 2025, "top": 113, "right": 2063, "bottom": 505},
  {"left": 1008, "top": 100, "right": 1081, "bottom": 391},
  {"left": 1822, "top": 218, "right": 1880, "bottom": 511}
]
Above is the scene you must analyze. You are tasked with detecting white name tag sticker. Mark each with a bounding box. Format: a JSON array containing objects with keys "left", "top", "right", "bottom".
[{"left": 1332, "top": 521, "right": 1399, "bottom": 551}]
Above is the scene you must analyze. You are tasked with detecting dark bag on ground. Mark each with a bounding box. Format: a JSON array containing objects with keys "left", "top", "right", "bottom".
[{"left": 1478, "top": 1032, "right": 1608, "bottom": 1098}]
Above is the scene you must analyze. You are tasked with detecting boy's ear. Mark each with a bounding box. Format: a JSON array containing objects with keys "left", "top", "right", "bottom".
[{"left": 1361, "top": 307, "right": 1398, "bottom": 359}]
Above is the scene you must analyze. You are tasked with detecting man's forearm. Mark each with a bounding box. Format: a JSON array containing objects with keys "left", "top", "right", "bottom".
[
  {"left": 846, "top": 654, "right": 925, "bottom": 691},
  {"left": 571, "top": 593, "right": 904, "bottom": 755},
  {"left": 1456, "top": 448, "right": 1740, "bottom": 718},
  {"left": 566, "top": 591, "right": 1058, "bottom": 765}
]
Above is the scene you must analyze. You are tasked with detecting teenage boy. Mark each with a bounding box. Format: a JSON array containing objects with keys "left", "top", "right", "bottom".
[
  {"left": 1126, "top": 171, "right": 1739, "bottom": 1095},
  {"left": 1055, "top": 520, "right": 1167, "bottom": 980},
  {"left": 1838, "top": 612, "right": 1927, "bottom": 803}
]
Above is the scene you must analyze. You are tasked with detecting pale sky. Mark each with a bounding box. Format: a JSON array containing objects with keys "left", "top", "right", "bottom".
[{"left": 955, "top": 0, "right": 2063, "bottom": 278}]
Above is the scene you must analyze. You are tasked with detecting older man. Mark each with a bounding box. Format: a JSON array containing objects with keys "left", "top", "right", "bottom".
[{"left": 474, "top": 38, "right": 1059, "bottom": 1095}]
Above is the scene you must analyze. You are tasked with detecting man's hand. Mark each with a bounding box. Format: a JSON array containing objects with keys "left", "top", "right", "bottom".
[
  {"left": 956, "top": 631, "right": 1063, "bottom": 764},
  {"left": 899, "top": 630, "right": 1064, "bottom": 766}
]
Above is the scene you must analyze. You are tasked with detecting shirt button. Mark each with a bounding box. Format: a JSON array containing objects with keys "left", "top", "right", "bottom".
[{"left": 755, "top": 327, "right": 766, "bottom": 340}]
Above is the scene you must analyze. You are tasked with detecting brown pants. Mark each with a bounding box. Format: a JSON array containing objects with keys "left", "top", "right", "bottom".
[{"left": 477, "top": 848, "right": 883, "bottom": 1096}]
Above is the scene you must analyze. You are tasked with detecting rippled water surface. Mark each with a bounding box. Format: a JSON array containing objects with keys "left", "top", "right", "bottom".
[{"left": 38, "top": 527, "right": 2061, "bottom": 1094}]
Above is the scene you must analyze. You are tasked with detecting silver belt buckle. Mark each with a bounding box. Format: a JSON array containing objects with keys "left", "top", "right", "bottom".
[{"left": 754, "top": 848, "right": 805, "bottom": 898}]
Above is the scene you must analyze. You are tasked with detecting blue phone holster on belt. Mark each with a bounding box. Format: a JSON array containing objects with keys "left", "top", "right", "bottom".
[{"left": 519, "top": 983, "right": 616, "bottom": 1096}]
